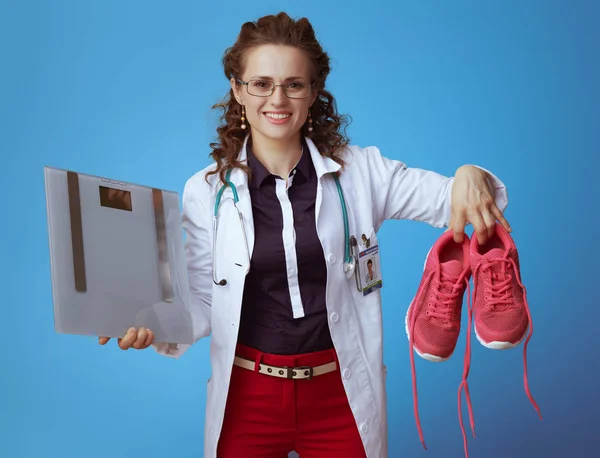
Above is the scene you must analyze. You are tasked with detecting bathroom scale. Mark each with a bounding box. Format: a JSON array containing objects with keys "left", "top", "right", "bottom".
[{"left": 44, "top": 166, "right": 194, "bottom": 344}]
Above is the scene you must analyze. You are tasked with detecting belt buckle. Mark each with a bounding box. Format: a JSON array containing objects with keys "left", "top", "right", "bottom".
[
  {"left": 280, "top": 365, "right": 314, "bottom": 380},
  {"left": 294, "top": 366, "right": 314, "bottom": 380}
]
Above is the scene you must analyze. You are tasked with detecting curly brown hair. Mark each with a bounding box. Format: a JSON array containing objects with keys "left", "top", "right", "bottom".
[{"left": 206, "top": 12, "right": 352, "bottom": 185}]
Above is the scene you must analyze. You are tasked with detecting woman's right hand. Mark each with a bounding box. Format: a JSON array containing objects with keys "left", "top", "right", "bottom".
[{"left": 98, "top": 327, "right": 154, "bottom": 350}]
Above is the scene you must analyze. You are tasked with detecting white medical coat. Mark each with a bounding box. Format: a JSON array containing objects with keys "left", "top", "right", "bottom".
[{"left": 153, "top": 136, "right": 508, "bottom": 458}]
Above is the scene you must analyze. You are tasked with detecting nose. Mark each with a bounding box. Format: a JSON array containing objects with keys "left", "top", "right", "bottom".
[{"left": 269, "top": 85, "right": 288, "bottom": 105}]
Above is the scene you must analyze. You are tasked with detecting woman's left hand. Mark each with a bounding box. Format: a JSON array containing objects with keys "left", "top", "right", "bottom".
[{"left": 449, "top": 165, "right": 511, "bottom": 245}]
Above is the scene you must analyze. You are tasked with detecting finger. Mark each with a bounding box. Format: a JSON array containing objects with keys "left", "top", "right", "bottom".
[
  {"left": 490, "top": 204, "right": 511, "bottom": 233},
  {"left": 482, "top": 209, "right": 496, "bottom": 240},
  {"left": 451, "top": 213, "right": 467, "bottom": 244},
  {"left": 133, "top": 328, "right": 148, "bottom": 349},
  {"left": 118, "top": 327, "right": 138, "bottom": 350},
  {"left": 468, "top": 211, "right": 488, "bottom": 245},
  {"left": 98, "top": 337, "right": 110, "bottom": 345},
  {"left": 144, "top": 329, "right": 154, "bottom": 347}
]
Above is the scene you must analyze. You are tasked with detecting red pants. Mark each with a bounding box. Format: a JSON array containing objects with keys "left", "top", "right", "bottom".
[{"left": 217, "top": 343, "right": 367, "bottom": 458}]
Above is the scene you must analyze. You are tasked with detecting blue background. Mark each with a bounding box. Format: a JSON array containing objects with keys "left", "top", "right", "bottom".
[{"left": 2, "top": 1, "right": 598, "bottom": 457}]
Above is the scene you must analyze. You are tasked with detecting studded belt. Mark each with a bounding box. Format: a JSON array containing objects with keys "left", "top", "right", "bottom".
[{"left": 233, "top": 356, "right": 337, "bottom": 380}]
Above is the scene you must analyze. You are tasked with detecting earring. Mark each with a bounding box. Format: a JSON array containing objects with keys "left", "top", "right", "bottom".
[
  {"left": 308, "top": 110, "right": 313, "bottom": 133},
  {"left": 241, "top": 105, "right": 246, "bottom": 130}
]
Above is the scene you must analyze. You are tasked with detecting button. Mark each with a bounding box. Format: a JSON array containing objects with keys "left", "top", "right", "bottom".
[
  {"left": 342, "top": 368, "right": 351, "bottom": 379},
  {"left": 330, "top": 312, "right": 339, "bottom": 323},
  {"left": 327, "top": 253, "right": 336, "bottom": 264},
  {"left": 359, "top": 422, "right": 369, "bottom": 434}
]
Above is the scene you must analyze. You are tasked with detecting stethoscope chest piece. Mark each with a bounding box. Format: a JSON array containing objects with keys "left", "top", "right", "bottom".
[{"left": 344, "top": 255, "right": 356, "bottom": 279}]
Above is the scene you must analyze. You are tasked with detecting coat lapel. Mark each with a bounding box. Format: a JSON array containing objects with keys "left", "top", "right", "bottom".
[
  {"left": 304, "top": 137, "right": 342, "bottom": 230},
  {"left": 226, "top": 136, "right": 255, "bottom": 265}
]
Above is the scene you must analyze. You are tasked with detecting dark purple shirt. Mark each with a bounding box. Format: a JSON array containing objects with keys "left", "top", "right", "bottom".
[{"left": 237, "top": 138, "right": 334, "bottom": 355}]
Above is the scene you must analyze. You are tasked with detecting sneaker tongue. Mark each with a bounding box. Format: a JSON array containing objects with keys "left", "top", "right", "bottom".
[
  {"left": 482, "top": 247, "right": 510, "bottom": 277},
  {"left": 484, "top": 247, "right": 505, "bottom": 259},
  {"left": 440, "top": 259, "right": 463, "bottom": 277},
  {"left": 438, "top": 260, "right": 463, "bottom": 297}
]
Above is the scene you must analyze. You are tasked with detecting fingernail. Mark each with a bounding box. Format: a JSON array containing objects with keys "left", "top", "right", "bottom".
[{"left": 128, "top": 327, "right": 135, "bottom": 333}]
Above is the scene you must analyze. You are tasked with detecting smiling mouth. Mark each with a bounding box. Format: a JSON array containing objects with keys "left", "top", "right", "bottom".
[{"left": 263, "top": 112, "right": 292, "bottom": 119}]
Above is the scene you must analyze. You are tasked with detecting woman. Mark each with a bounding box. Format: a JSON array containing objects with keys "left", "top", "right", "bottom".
[{"left": 99, "top": 12, "right": 512, "bottom": 458}]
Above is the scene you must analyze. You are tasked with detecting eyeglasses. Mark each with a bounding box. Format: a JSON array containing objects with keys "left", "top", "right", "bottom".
[{"left": 237, "top": 79, "right": 313, "bottom": 99}]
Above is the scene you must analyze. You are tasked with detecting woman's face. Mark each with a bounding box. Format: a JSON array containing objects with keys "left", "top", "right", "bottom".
[{"left": 231, "top": 44, "right": 317, "bottom": 146}]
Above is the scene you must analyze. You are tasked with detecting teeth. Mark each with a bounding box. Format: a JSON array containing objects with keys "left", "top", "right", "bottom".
[{"left": 265, "top": 113, "right": 291, "bottom": 119}]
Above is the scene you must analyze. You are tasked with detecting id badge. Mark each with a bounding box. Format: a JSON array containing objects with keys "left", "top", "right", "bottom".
[{"left": 357, "top": 232, "right": 383, "bottom": 296}]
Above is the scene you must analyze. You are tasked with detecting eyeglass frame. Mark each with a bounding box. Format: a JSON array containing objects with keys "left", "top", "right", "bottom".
[{"left": 236, "top": 78, "right": 315, "bottom": 99}]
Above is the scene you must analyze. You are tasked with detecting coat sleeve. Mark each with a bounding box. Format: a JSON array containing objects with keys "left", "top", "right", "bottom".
[
  {"left": 363, "top": 147, "right": 508, "bottom": 230},
  {"left": 152, "top": 177, "right": 213, "bottom": 359}
]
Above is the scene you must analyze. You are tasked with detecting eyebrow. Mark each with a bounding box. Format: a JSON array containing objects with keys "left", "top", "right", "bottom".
[{"left": 248, "top": 76, "right": 308, "bottom": 81}]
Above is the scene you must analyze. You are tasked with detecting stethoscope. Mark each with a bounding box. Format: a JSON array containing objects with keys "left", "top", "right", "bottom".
[{"left": 212, "top": 168, "right": 357, "bottom": 286}]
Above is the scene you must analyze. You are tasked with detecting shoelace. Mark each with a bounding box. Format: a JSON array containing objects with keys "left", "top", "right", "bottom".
[
  {"left": 409, "top": 268, "right": 469, "bottom": 450},
  {"left": 458, "top": 281, "right": 475, "bottom": 458},
  {"left": 458, "top": 256, "right": 542, "bottom": 458},
  {"left": 427, "top": 274, "right": 463, "bottom": 325},
  {"left": 482, "top": 260, "right": 514, "bottom": 309}
]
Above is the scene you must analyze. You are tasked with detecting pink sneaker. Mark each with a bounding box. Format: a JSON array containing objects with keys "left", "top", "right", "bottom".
[
  {"left": 405, "top": 230, "right": 471, "bottom": 449},
  {"left": 470, "top": 224, "right": 529, "bottom": 349},
  {"left": 457, "top": 223, "right": 542, "bottom": 457}
]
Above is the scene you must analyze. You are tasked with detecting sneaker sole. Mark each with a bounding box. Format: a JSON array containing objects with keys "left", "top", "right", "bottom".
[
  {"left": 474, "top": 326, "right": 528, "bottom": 350},
  {"left": 404, "top": 247, "right": 452, "bottom": 363}
]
